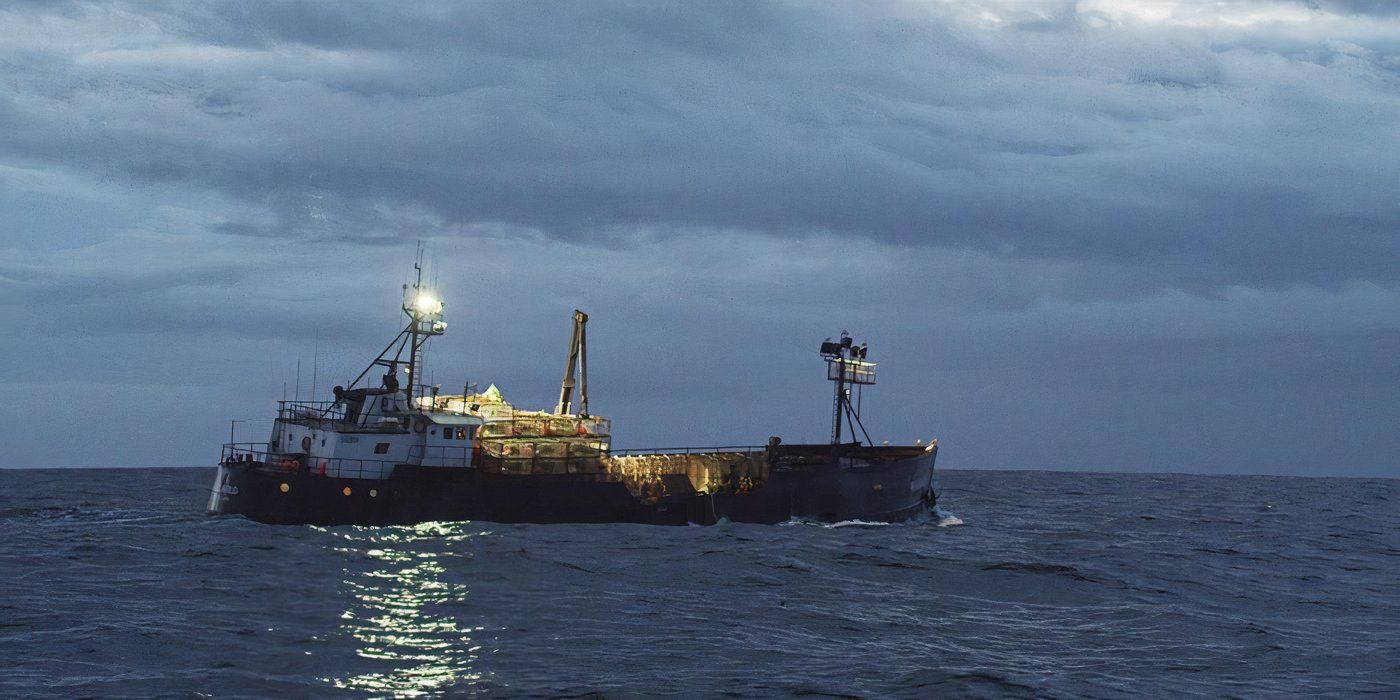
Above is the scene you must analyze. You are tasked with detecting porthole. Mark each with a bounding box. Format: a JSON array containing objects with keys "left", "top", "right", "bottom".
[
  {"left": 369, "top": 489, "right": 378, "bottom": 498},
  {"left": 342, "top": 486, "right": 352, "bottom": 496},
  {"left": 279, "top": 483, "right": 290, "bottom": 493}
]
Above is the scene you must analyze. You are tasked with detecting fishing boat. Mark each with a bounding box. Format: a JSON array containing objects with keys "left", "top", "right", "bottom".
[{"left": 206, "top": 261, "right": 939, "bottom": 526}]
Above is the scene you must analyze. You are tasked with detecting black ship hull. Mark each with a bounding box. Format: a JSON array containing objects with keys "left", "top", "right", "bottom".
[{"left": 207, "top": 445, "right": 937, "bottom": 527}]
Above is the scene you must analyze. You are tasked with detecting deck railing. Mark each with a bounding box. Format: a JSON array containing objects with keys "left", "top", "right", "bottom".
[
  {"left": 608, "top": 445, "right": 766, "bottom": 457},
  {"left": 219, "top": 443, "right": 397, "bottom": 480},
  {"left": 407, "top": 444, "right": 473, "bottom": 468},
  {"left": 218, "top": 441, "right": 772, "bottom": 482},
  {"left": 276, "top": 401, "right": 346, "bottom": 422}
]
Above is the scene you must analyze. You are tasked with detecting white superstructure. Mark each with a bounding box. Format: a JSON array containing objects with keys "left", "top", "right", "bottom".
[{"left": 209, "top": 258, "right": 611, "bottom": 512}]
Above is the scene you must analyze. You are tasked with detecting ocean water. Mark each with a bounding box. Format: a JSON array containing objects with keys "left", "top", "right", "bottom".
[{"left": 1, "top": 468, "right": 1396, "bottom": 698}]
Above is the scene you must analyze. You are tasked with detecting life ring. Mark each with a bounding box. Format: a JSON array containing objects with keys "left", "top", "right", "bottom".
[
  {"left": 413, "top": 417, "right": 428, "bottom": 434},
  {"left": 301, "top": 436, "right": 312, "bottom": 451}
]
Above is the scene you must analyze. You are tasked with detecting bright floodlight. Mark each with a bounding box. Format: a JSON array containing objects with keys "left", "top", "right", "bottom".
[{"left": 414, "top": 294, "right": 442, "bottom": 314}]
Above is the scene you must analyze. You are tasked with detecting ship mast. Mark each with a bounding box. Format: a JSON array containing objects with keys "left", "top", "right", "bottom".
[
  {"left": 401, "top": 245, "right": 446, "bottom": 410},
  {"left": 820, "top": 332, "right": 875, "bottom": 445},
  {"left": 324, "top": 250, "right": 448, "bottom": 425}
]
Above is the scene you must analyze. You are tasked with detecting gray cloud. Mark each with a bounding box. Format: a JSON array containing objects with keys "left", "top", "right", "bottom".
[
  {"left": 0, "top": 1, "right": 1397, "bottom": 475},
  {"left": 1312, "top": 1, "right": 1400, "bottom": 17},
  {"left": 2, "top": 1, "right": 1397, "bottom": 287}
]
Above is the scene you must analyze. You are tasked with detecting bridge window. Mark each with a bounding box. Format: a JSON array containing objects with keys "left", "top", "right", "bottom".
[{"left": 374, "top": 442, "right": 390, "bottom": 454}]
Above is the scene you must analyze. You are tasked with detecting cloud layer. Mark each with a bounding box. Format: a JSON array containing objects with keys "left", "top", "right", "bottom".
[{"left": 1, "top": 1, "right": 1396, "bottom": 475}]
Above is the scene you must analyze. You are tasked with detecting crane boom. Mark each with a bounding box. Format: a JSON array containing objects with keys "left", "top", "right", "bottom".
[{"left": 554, "top": 309, "right": 589, "bottom": 416}]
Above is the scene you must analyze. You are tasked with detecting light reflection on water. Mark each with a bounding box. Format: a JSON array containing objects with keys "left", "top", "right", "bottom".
[{"left": 323, "top": 521, "right": 492, "bottom": 696}]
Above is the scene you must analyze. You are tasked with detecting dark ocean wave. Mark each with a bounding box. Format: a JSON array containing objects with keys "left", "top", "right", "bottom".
[{"left": 1, "top": 468, "right": 1396, "bottom": 697}]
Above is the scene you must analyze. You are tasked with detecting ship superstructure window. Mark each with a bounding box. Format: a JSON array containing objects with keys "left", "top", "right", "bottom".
[
  {"left": 374, "top": 442, "right": 390, "bottom": 454},
  {"left": 437, "top": 425, "right": 474, "bottom": 440}
]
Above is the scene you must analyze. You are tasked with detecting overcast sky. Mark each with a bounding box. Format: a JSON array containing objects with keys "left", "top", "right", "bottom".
[{"left": 2, "top": 0, "right": 1396, "bottom": 476}]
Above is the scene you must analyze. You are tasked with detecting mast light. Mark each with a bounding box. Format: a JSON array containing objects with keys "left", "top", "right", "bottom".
[{"left": 414, "top": 294, "right": 443, "bottom": 315}]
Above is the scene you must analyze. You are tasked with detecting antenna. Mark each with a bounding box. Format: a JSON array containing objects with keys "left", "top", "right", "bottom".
[{"left": 311, "top": 332, "right": 319, "bottom": 405}]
